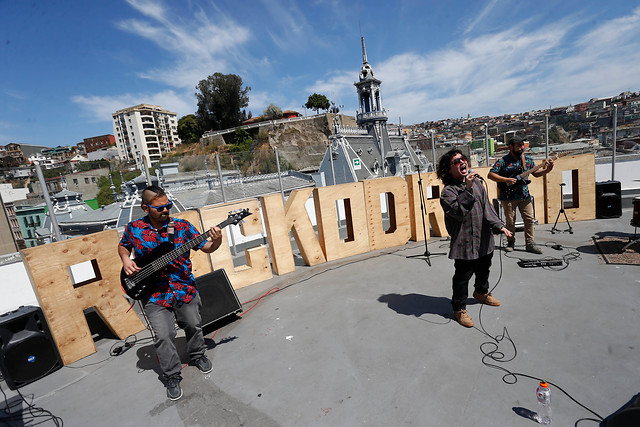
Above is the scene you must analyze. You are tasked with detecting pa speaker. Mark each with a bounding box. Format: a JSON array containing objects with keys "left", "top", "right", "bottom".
[
  {"left": 596, "top": 181, "right": 622, "bottom": 219},
  {"left": 197, "top": 269, "right": 243, "bottom": 328},
  {"left": 0, "top": 306, "right": 62, "bottom": 390}
]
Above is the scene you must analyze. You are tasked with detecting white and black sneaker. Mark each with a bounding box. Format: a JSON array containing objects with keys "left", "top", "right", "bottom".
[
  {"left": 166, "top": 374, "right": 183, "bottom": 400},
  {"left": 190, "top": 355, "right": 213, "bottom": 374}
]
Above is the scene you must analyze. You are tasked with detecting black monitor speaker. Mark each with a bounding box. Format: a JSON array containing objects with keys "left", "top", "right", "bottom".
[
  {"left": 0, "top": 306, "right": 63, "bottom": 390},
  {"left": 595, "top": 180, "right": 622, "bottom": 219},
  {"left": 196, "top": 269, "right": 243, "bottom": 328}
]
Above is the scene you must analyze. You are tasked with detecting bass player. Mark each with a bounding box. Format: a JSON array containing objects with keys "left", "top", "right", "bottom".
[
  {"left": 487, "top": 135, "right": 554, "bottom": 254},
  {"left": 118, "top": 185, "right": 222, "bottom": 400}
]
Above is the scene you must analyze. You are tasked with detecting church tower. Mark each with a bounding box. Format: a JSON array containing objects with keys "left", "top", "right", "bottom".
[{"left": 354, "top": 37, "right": 391, "bottom": 154}]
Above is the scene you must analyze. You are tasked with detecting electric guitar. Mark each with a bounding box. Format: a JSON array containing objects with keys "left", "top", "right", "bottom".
[
  {"left": 497, "top": 154, "right": 561, "bottom": 198},
  {"left": 120, "top": 209, "right": 251, "bottom": 300}
]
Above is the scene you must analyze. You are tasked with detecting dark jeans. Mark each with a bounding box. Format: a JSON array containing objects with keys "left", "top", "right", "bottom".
[
  {"left": 143, "top": 293, "right": 205, "bottom": 378},
  {"left": 451, "top": 253, "right": 493, "bottom": 311}
]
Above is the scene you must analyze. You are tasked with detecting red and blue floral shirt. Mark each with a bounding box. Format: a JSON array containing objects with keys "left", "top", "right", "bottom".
[{"left": 119, "top": 216, "right": 206, "bottom": 307}]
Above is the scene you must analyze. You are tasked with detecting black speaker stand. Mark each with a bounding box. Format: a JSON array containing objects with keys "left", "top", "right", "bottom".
[{"left": 551, "top": 183, "right": 573, "bottom": 234}]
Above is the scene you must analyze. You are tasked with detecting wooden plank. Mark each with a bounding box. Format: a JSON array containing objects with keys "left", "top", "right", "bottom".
[
  {"left": 261, "top": 188, "right": 326, "bottom": 275},
  {"left": 172, "top": 210, "right": 213, "bottom": 278},
  {"left": 313, "top": 182, "right": 370, "bottom": 262},
  {"left": 21, "top": 230, "right": 145, "bottom": 365},
  {"left": 199, "top": 199, "right": 272, "bottom": 289},
  {"left": 363, "top": 176, "right": 411, "bottom": 250},
  {"left": 406, "top": 172, "right": 448, "bottom": 241},
  {"left": 544, "top": 153, "right": 596, "bottom": 222}
]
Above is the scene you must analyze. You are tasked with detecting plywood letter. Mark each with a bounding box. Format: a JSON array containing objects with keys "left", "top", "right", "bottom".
[
  {"left": 261, "top": 188, "right": 326, "bottom": 275},
  {"left": 363, "top": 177, "right": 411, "bottom": 250},
  {"left": 406, "top": 172, "right": 448, "bottom": 241},
  {"left": 199, "top": 199, "right": 272, "bottom": 289},
  {"left": 313, "top": 182, "right": 370, "bottom": 261},
  {"left": 21, "top": 230, "right": 145, "bottom": 365}
]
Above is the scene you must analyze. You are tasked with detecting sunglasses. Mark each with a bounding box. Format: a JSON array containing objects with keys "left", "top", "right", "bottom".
[
  {"left": 146, "top": 201, "right": 173, "bottom": 212},
  {"left": 451, "top": 155, "right": 467, "bottom": 166}
]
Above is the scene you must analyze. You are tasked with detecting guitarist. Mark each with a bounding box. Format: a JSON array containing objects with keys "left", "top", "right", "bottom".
[
  {"left": 118, "top": 185, "right": 222, "bottom": 401},
  {"left": 487, "top": 136, "right": 553, "bottom": 254}
]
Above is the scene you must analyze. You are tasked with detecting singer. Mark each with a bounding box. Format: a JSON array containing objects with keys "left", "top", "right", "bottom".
[{"left": 437, "top": 150, "right": 512, "bottom": 328}]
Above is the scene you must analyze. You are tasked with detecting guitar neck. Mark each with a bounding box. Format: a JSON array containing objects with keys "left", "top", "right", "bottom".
[
  {"left": 518, "top": 162, "right": 546, "bottom": 179},
  {"left": 144, "top": 217, "right": 236, "bottom": 275}
]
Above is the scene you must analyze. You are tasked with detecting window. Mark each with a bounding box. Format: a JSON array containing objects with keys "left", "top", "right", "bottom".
[
  {"left": 85, "top": 178, "right": 90, "bottom": 184},
  {"left": 73, "top": 179, "right": 78, "bottom": 185},
  {"left": 91, "top": 177, "right": 96, "bottom": 183}
]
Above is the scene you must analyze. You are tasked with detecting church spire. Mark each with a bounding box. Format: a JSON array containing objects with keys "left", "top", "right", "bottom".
[
  {"left": 361, "top": 36, "right": 368, "bottom": 65},
  {"left": 359, "top": 36, "right": 375, "bottom": 81}
]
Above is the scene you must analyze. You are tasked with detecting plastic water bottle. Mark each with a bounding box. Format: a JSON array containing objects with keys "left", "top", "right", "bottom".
[{"left": 535, "top": 380, "right": 552, "bottom": 425}]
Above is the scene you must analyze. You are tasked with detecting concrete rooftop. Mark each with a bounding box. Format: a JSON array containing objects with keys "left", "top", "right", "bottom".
[{"left": 1, "top": 199, "right": 639, "bottom": 427}]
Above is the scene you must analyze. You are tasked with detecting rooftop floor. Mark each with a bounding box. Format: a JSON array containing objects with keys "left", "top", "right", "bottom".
[{"left": 1, "top": 201, "right": 639, "bottom": 427}]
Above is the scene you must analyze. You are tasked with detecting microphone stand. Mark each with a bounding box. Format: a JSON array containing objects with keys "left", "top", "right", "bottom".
[{"left": 406, "top": 165, "right": 432, "bottom": 266}]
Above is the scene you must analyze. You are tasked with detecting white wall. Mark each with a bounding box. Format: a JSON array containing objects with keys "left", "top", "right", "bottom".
[{"left": 0, "top": 261, "right": 39, "bottom": 314}]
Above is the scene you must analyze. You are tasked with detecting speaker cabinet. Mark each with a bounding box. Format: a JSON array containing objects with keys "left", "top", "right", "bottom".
[
  {"left": 596, "top": 181, "right": 622, "bottom": 219},
  {"left": 0, "top": 306, "right": 62, "bottom": 390},
  {"left": 197, "top": 269, "right": 243, "bottom": 328}
]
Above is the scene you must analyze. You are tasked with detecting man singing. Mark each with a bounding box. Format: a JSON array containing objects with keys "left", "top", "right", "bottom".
[{"left": 437, "top": 150, "right": 512, "bottom": 328}]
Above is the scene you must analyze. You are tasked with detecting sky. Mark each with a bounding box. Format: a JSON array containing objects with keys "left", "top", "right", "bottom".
[{"left": 2, "top": 0, "right": 640, "bottom": 148}]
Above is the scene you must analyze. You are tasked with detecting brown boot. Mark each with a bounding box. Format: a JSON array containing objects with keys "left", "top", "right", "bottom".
[
  {"left": 454, "top": 309, "right": 474, "bottom": 327},
  {"left": 473, "top": 291, "right": 501, "bottom": 306}
]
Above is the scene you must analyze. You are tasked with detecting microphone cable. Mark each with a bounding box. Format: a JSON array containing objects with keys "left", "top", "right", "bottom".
[{"left": 474, "top": 232, "right": 603, "bottom": 424}]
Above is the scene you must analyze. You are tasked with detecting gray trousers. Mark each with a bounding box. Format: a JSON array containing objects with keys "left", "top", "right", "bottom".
[{"left": 143, "top": 293, "right": 205, "bottom": 378}]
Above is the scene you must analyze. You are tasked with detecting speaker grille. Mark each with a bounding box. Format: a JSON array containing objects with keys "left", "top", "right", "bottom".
[
  {"left": 197, "top": 269, "right": 243, "bottom": 328},
  {"left": 0, "top": 306, "right": 62, "bottom": 389}
]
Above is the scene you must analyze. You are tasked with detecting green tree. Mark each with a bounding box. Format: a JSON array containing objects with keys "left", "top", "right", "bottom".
[
  {"left": 263, "top": 103, "right": 283, "bottom": 119},
  {"left": 548, "top": 126, "right": 563, "bottom": 144},
  {"left": 177, "top": 114, "right": 201, "bottom": 144},
  {"left": 305, "top": 93, "right": 330, "bottom": 113},
  {"left": 230, "top": 128, "right": 254, "bottom": 152},
  {"left": 195, "top": 73, "right": 250, "bottom": 132}
]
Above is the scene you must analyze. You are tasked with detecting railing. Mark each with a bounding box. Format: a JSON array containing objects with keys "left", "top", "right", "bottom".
[{"left": 201, "top": 113, "right": 327, "bottom": 139}]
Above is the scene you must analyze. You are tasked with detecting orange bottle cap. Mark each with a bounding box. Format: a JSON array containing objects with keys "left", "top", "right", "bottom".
[{"left": 539, "top": 381, "right": 549, "bottom": 388}]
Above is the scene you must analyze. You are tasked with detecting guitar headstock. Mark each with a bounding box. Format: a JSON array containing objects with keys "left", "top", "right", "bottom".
[{"left": 227, "top": 208, "right": 252, "bottom": 226}]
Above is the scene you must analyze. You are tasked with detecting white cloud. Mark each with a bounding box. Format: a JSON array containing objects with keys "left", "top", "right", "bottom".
[
  {"left": 72, "top": 90, "right": 194, "bottom": 122},
  {"left": 310, "top": 8, "right": 640, "bottom": 124},
  {"left": 463, "top": 0, "right": 500, "bottom": 35},
  {"left": 117, "top": 1, "right": 252, "bottom": 89}
]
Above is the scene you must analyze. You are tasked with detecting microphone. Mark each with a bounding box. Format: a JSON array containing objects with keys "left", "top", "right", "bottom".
[{"left": 468, "top": 169, "right": 484, "bottom": 181}]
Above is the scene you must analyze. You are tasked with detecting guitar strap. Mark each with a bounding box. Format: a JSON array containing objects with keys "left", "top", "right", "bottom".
[
  {"left": 167, "top": 219, "right": 175, "bottom": 247},
  {"left": 521, "top": 153, "right": 527, "bottom": 172}
]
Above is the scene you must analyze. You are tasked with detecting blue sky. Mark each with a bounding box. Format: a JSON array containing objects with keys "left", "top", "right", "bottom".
[{"left": 2, "top": 0, "right": 639, "bottom": 148}]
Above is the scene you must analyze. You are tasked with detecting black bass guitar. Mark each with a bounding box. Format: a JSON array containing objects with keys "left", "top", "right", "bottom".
[
  {"left": 121, "top": 209, "right": 251, "bottom": 300},
  {"left": 497, "top": 154, "right": 561, "bottom": 198}
]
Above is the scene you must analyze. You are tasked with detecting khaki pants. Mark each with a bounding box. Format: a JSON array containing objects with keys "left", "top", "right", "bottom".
[{"left": 501, "top": 198, "right": 536, "bottom": 246}]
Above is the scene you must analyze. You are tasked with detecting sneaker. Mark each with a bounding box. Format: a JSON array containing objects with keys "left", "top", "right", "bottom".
[
  {"left": 505, "top": 241, "right": 515, "bottom": 252},
  {"left": 454, "top": 309, "right": 474, "bottom": 328},
  {"left": 473, "top": 291, "right": 501, "bottom": 307},
  {"left": 526, "top": 245, "right": 543, "bottom": 254},
  {"left": 166, "top": 374, "right": 183, "bottom": 400},
  {"left": 189, "top": 355, "right": 213, "bottom": 374}
]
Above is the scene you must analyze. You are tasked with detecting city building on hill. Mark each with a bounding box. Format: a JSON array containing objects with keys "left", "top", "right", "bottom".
[
  {"left": 318, "top": 38, "right": 428, "bottom": 185},
  {"left": 15, "top": 203, "right": 47, "bottom": 247},
  {"left": 112, "top": 104, "right": 182, "bottom": 169},
  {"left": 78, "top": 134, "right": 115, "bottom": 155},
  {"left": 3, "top": 143, "right": 48, "bottom": 165}
]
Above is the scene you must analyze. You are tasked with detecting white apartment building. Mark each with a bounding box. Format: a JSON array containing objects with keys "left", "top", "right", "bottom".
[{"left": 112, "top": 104, "right": 182, "bottom": 169}]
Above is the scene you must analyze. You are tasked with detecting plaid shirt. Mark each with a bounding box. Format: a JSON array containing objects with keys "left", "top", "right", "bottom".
[
  {"left": 119, "top": 216, "right": 205, "bottom": 307},
  {"left": 440, "top": 179, "right": 505, "bottom": 260},
  {"left": 490, "top": 152, "right": 536, "bottom": 200}
]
